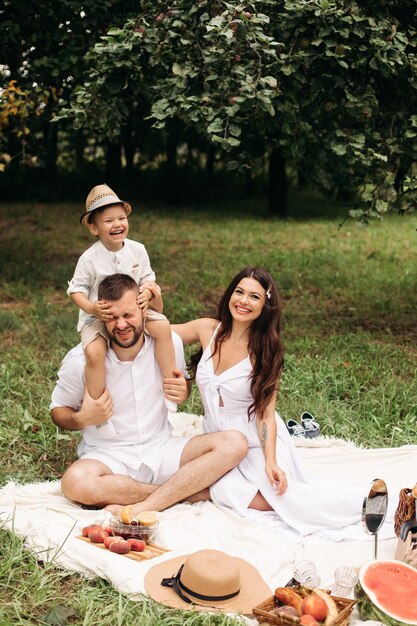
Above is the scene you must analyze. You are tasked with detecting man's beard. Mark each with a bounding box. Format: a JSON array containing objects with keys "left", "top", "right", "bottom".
[{"left": 110, "top": 325, "right": 143, "bottom": 348}]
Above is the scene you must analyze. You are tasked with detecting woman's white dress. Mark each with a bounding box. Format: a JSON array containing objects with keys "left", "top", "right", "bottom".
[{"left": 196, "top": 327, "right": 379, "bottom": 539}]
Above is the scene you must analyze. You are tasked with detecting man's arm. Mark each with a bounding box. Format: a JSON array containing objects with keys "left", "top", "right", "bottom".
[{"left": 51, "top": 388, "right": 113, "bottom": 430}]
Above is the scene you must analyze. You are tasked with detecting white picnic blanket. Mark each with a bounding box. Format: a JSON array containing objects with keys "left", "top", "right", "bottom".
[{"left": 1, "top": 426, "right": 416, "bottom": 625}]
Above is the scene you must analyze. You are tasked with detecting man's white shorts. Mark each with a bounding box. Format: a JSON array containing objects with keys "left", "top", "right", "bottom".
[{"left": 78, "top": 434, "right": 191, "bottom": 484}]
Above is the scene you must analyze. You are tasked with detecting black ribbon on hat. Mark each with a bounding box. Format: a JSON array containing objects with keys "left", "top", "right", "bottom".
[{"left": 161, "top": 564, "right": 240, "bottom": 605}]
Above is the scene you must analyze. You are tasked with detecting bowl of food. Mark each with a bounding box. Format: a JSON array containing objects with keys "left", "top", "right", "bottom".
[{"left": 109, "top": 514, "right": 159, "bottom": 543}]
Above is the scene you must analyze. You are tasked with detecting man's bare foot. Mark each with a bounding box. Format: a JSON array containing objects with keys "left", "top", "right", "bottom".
[{"left": 104, "top": 504, "right": 123, "bottom": 516}]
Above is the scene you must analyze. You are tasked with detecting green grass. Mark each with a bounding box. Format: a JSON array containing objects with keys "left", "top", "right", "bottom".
[{"left": 0, "top": 194, "right": 416, "bottom": 623}]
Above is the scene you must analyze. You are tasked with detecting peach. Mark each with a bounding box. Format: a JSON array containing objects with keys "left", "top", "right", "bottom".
[
  {"left": 104, "top": 536, "right": 120, "bottom": 549},
  {"left": 301, "top": 595, "right": 328, "bottom": 622},
  {"left": 109, "top": 539, "right": 131, "bottom": 554},
  {"left": 300, "top": 615, "right": 320, "bottom": 626},
  {"left": 88, "top": 528, "right": 109, "bottom": 543},
  {"left": 82, "top": 524, "right": 102, "bottom": 537},
  {"left": 103, "top": 526, "right": 114, "bottom": 536},
  {"left": 127, "top": 538, "right": 146, "bottom": 552}
]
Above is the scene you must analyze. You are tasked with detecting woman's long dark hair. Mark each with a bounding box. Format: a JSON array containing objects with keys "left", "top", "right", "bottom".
[{"left": 190, "top": 266, "right": 284, "bottom": 419}]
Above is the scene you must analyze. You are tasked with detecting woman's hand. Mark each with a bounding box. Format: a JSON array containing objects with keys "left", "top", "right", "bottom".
[{"left": 265, "top": 461, "right": 288, "bottom": 496}]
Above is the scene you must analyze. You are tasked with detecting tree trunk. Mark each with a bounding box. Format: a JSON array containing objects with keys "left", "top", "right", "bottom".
[
  {"left": 268, "top": 148, "right": 287, "bottom": 217},
  {"left": 74, "top": 130, "right": 85, "bottom": 170},
  {"left": 42, "top": 116, "right": 58, "bottom": 182},
  {"left": 122, "top": 117, "right": 134, "bottom": 180},
  {"left": 164, "top": 126, "right": 180, "bottom": 204},
  {"left": 105, "top": 140, "right": 122, "bottom": 185}
]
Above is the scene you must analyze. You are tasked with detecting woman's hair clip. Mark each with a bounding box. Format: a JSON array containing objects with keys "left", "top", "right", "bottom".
[{"left": 266, "top": 288, "right": 271, "bottom": 300}]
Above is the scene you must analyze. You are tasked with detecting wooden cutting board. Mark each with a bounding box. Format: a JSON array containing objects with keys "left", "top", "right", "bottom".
[{"left": 77, "top": 535, "right": 170, "bottom": 561}]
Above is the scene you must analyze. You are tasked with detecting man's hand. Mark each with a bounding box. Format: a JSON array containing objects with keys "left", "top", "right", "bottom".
[
  {"left": 76, "top": 388, "right": 113, "bottom": 428},
  {"left": 91, "top": 300, "right": 114, "bottom": 322},
  {"left": 162, "top": 368, "right": 189, "bottom": 405}
]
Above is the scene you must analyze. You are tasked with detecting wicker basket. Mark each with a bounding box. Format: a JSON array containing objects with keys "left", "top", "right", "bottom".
[{"left": 253, "top": 586, "right": 355, "bottom": 626}]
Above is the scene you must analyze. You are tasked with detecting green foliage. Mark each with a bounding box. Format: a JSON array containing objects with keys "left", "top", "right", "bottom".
[
  {"left": 60, "top": 0, "right": 417, "bottom": 219},
  {"left": 0, "top": 0, "right": 139, "bottom": 171}
]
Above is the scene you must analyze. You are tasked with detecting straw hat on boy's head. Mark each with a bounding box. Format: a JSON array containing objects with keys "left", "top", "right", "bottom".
[
  {"left": 144, "top": 549, "right": 271, "bottom": 615},
  {"left": 80, "top": 184, "right": 132, "bottom": 226}
]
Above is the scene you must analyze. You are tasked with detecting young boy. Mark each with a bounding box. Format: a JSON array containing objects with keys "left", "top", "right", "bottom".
[{"left": 67, "top": 184, "right": 177, "bottom": 422}]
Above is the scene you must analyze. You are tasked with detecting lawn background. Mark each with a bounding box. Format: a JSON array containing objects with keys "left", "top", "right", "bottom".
[{"left": 0, "top": 195, "right": 416, "bottom": 624}]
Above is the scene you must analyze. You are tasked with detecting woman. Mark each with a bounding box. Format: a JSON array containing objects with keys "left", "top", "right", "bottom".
[{"left": 173, "top": 266, "right": 367, "bottom": 538}]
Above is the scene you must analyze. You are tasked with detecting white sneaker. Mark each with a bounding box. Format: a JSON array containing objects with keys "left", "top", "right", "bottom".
[
  {"left": 286, "top": 419, "right": 306, "bottom": 438},
  {"left": 300, "top": 412, "right": 320, "bottom": 438}
]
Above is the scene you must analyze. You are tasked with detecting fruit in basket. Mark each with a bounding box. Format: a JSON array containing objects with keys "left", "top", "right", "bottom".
[
  {"left": 274, "top": 605, "right": 300, "bottom": 617},
  {"left": 302, "top": 594, "right": 329, "bottom": 622},
  {"left": 274, "top": 588, "right": 302, "bottom": 615},
  {"left": 88, "top": 528, "right": 109, "bottom": 543},
  {"left": 312, "top": 588, "right": 339, "bottom": 625},
  {"left": 356, "top": 560, "right": 417, "bottom": 626},
  {"left": 109, "top": 539, "right": 131, "bottom": 554},
  {"left": 300, "top": 614, "right": 320, "bottom": 626},
  {"left": 127, "top": 538, "right": 146, "bottom": 552},
  {"left": 82, "top": 524, "right": 102, "bottom": 537}
]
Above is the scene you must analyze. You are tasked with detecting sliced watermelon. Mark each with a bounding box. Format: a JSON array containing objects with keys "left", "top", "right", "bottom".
[{"left": 356, "top": 560, "right": 417, "bottom": 626}]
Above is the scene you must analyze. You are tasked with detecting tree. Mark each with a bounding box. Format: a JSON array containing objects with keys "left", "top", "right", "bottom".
[
  {"left": 0, "top": 0, "right": 138, "bottom": 182},
  {"left": 59, "top": 0, "right": 417, "bottom": 218}
]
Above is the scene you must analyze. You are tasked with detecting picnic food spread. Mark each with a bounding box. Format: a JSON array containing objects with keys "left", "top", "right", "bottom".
[
  {"left": 79, "top": 511, "right": 162, "bottom": 558},
  {"left": 356, "top": 560, "right": 417, "bottom": 626}
]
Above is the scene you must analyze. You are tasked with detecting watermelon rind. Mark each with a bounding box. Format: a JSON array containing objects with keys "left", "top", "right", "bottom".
[{"left": 356, "top": 559, "right": 417, "bottom": 626}]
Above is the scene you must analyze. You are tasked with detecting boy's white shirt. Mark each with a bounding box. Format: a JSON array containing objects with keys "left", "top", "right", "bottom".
[{"left": 67, "top": 239, "right": 155, "bottom": 332}]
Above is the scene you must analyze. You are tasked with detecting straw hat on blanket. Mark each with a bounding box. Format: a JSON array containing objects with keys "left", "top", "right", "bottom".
[{"left": 144, "top": 549, "right": 271, "bottom": 615}]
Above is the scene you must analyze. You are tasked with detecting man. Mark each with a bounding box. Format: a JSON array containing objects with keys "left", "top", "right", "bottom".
[{"left": 51, "top": 273, "right": 248, "bottom": 515}]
